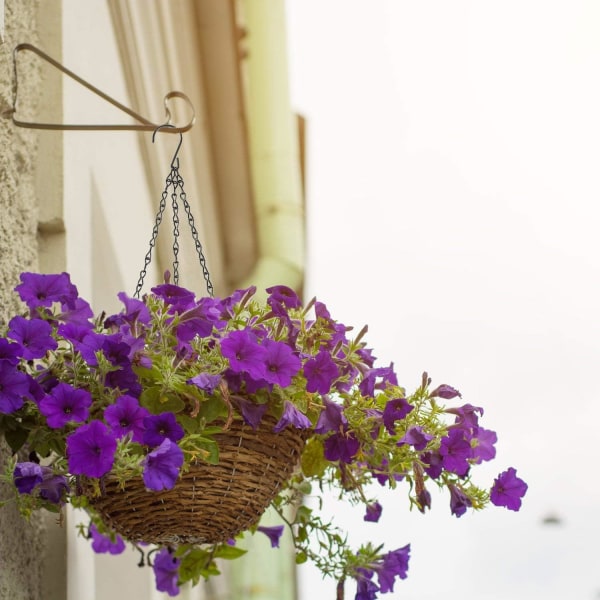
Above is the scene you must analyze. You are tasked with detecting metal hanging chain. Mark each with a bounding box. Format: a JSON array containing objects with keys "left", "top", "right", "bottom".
[{"left": 134, "top": 129, "right": 214, "bottom": 298}]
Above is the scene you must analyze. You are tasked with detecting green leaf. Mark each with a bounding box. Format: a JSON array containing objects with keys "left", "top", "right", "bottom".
[
  {"left": 180, "top": 435, "right": 220, "bottom": 464},
  {"left": 213, "top": 545, "right": 247, "bottom": 560},
  {"left": 4, "top": 427, "right": 28, "bottom": 453},
  {"left": 295, "top": 551, "right": 308, "bottom": 564},
  {"left": 301, "top": 437, "right": 327, "bottom": 478},
  {"left": 140, "top": 387, "right": 185, "bottom": 414},
  {"left": 199, "top": 395, "right": 228, "bottom": 423},
  {"left": 177, "top": 414, "right": 200, "bottom": 435}
]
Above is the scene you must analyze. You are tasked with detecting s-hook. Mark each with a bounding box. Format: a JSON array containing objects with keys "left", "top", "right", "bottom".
[{"left": 4, "top": 43, "right": 195, "bottom": 133}]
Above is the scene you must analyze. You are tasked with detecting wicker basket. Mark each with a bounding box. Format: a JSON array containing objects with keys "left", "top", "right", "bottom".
[{"left": 89, "top": 417, "right": 307, "bottom": 545}]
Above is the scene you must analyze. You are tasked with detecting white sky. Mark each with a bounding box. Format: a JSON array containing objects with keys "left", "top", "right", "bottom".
[{"left": 286, "top": 2, "right": 600, "bottom": 599}]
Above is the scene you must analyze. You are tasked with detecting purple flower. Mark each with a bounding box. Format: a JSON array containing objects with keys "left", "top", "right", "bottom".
[
  {"left": 38, "top": 469, "right": 69, "bottom": 504},
  {"left": 397, "top": 425, "right": 433, "bottom": 451},
  {"left": 446, "top": 403, "right": 483, "bottom": 428},
  {"left": 8, "top": 316, "right": 57, "bottom": 360},
  {"left": 0, "top": 362, "right": 30, "bottom": 413},
  {"left": 359, "top": 365, "right": 398, "bottom": 397},
  {"left": 354, "top": 572, "right": 379, "bottom": 600},
  {"left": 89, "top": 524, "right": 126, "bottom": 555},
  {"left": 220, "top": 329, "right": 267, "bottom": 381},
  {"left": 15, "top": 272, "right": 78, "bottom": 309},
  {"left": 266, "top": 285, "right": 302, "bottom": 311},
  {"left": 116, "top": 291, "right": 151, "bottom": 325},
  {"left": 420, "top": 450, "right": 444, "bottom": 480},
  {"left": 142, "top": 438, "right": 184, "bottom": 491},
  {"left": 66, "top": 420, "right": 117, "bottom": 478},
  {"left": 430, "top": 384, "right": 462, "bottom": 399},
  {"left": 490, "top": 467, "right": 528, "bottom": 511},
  {"left": 364, "top": 502, "right": 382, "bottom": 523},
  {"left": 439, "top": 429, "right": 472, "bottom": 476},
  {"left": 471, "top": 427, "right": 497, "bottom": 463},
  {"left": 376, "top": 545, "right": 411, "bottom": 593},
  {"left": 142, "top": 412, "right": 184, "bottom": 447},
  {"left": 382, "top": 398, "right": 414, "bottom": 435},
  {"left": 13, "top": 462, "right": 44, "bottom": 494},
  {"left": 58, "top": 297, "right": 94, "bottom": 326},
  {"left": 449, "top": 483, "right": 472, "bottom": 517},
  {"left": 0, "top": 338, "right": 22, "bottom": 365},
  {"left": 323, "top": 431, "right": 360, "bottom": 463},
  {"left": 39, "top": 382, "right": 92, "bottom": 429},
  {"left": 234, "top": 395, "right": 268, "bottom": 429},
  {"left": 314, "top": 397, "right": 347, "bottom": 434},
  {"left": 303, "top": 350, "right": 339, "bottom": 394},
  {"left": 261, "top": 340, "right": 301, "bottom": 387},
  {"left": 153, "top": 548, "right": 181, "bottom": 597},
  {"left": 104, "top": 395, "right": 149, "bottom": 442},
  {"left": 151, "top": 283, "right": 195, "bottom": 312},
  {"left": 257, "top": 525, "right": 284, "bottom": 547},
  {"left": 187, "top": 373, "right": 222, "bottom": 395},
  {"left": 273, "top": 400, "right": 311, "bottom": 433}
]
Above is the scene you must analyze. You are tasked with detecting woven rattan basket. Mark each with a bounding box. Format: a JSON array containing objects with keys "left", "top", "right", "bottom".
[{"left": 89, "top": 416, "right": 307, "bottom": 545}]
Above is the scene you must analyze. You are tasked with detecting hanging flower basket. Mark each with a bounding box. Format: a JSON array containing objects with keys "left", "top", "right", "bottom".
[
  {"left": 0, "top": 271, "right": 528, "bottom": 599},
  {"left": 87, "top": 416, "right": 308, "bottom": 545}
]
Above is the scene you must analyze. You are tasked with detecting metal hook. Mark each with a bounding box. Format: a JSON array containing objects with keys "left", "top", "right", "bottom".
[{"left": 152, "top": 124, "right": 183, "bottom": 168}]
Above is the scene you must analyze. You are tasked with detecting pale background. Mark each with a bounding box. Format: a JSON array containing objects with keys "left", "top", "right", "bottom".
[{"left": 286, "top": 1, "right": 600, "bottom": 599}]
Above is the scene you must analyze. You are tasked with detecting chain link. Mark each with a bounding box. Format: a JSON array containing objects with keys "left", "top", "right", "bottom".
[{"left": 134, "top": 150, "right": 214, "bottom": 298}]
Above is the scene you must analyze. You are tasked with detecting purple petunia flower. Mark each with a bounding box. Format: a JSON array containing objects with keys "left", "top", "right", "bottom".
[
  {"left": 89, "top": 523, "right": 126, "bottom": 555},
  {"left": 220, "top": 329, "right": 268, "bottom": 381},
  {"left": 116, "top": 291, "right": 151, "bottom": 325},
  {"left": 354, "top": 571, "right": 380, "bottom": 600},
  {"left": 257, "top": 525, "right": 284, "bottom": 548},
  {"left": 323, "top": 430, "right": 360, "bottom": 463},
  {"left": 234, "top": 395, "right": 268, "bottom": 429},
  {"left": 261, "top": 339, "right": 301, "bottom": 387},
  {"left": 104, "top": 395, "right": 149, "bottom": 443},
  {"left": 66, "top": 420, "right": 117, "bottom": 478},
  {"left": 446, "top": 403, "right": 484, "bottom": 429},
  {"left": 58, "top": 297, "right": 94, "bottom": 326},
  {"left": 142, "top": 412, "right": 185, "bottom": 447},
  {"left": 449, "top": 483, "right": 472, "bottom": 517},
  {"left": 39, "top": 382, "right": 92, "bottom": 429},
  {"left": 397, "top": 425, "right": 434, "bottom": 451},
  {"left": 376, "top": 544, "right": 411, "bottom": 593},
  {"left": 430, "top": 384, "right": 462, "bottom": 399},
  {"left": 490, "top": 467, "right": 528, "bottom": 511},
  {"left": 364, "top": 501, "right": 382, "bottom": 523},
  {"left": 303, "top": 350, "right": 339, "bottom": 394},
  {"left": 266, "top": 285, "right": 302, "bottom": 311},
  {"left": 38, "top": 468, "right": 69, "bottom": 504},
  {"left": 0, "top": 362, "right": 30, "bottom": 413},
  {"left": 359, "top": 365, "right": 398, "bottom": 397},
  {"left": 152, "top": 548, "right": 181, "bottom": 597},
  {"left": 15, "top": 272, "right": 78, "bottom": 309},
  {"left": 439, "top": 429, "right": 472, "bottom": 476},
  {"left": 273, "top": 400, "right": 311, "bottom": 433},
  {"left": 382, "top": 398, "right": 414, "bottom": 435},
  {"left": 471, "top": 427, "right": 497, "bottom": 463},
  {"left": 13, "top": 462, "right": 44, "bottom": 494},
  {"left": 142, "top": 438, "right": 184, "bottom": 491},
  {"left": 314, "top": 397, "right": 347, "bottom": 434},
  {"left": 151, "top": 283, "right": 196, "bottom": 312},
  {"left": 420, "top": 450, "right": 444, "bottom": 480},
  {"left": 187, "top": 373, "right": 222, "bottom": 395},
  {"left": 0, "top": 338, "right": 22, "bottom": 365},
  {"left": 8, "top": 316, "right": 57, "bottom": 360}
]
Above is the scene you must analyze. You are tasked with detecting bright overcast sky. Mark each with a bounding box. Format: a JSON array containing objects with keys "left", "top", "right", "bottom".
[{"left": 286, "top": 2, "right": 600, "bottom": 599}]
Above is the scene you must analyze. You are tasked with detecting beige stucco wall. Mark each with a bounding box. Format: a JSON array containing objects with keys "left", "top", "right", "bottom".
[{"left": 0, "top": 2, "right": 45, "bottom": 600}]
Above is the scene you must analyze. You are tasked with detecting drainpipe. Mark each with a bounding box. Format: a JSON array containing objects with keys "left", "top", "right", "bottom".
[
  {"left": 237, "top": 0, "right": 305, "bottom": 297},
  {"left": 228, "top": 2, "right": 303, "bottom": 599}
]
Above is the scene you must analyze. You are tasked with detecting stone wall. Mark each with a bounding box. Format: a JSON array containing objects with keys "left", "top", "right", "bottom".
[{"left": 0, "top": 2, "right": 45, "bottom": 599}]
